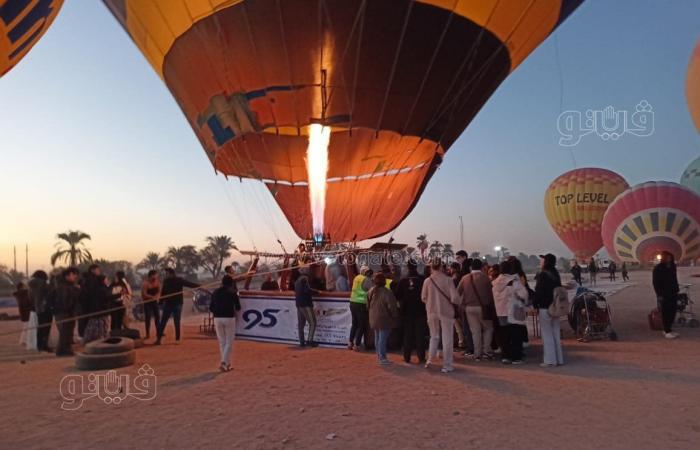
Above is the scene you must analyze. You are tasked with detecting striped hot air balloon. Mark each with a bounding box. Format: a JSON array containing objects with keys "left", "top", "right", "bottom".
[
  {"left": 0, "top": 0, "right": 63, "bottom": 77},
  {"left": 601, "top": 181, "right": 700, "bottom": 263},
  {"left": 544, "top": 168, "right": 629, "bottom": 261},
  {"left": 688, "top": 40, "right": 700, "bottom": 133},
  {"left": 103, "top": 0, "right": 584, "bottom": 241}
]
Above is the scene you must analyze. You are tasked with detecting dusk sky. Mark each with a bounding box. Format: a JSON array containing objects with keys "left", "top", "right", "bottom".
[{"left": 1, "top": 0, "right": 699, "bottom": 272}]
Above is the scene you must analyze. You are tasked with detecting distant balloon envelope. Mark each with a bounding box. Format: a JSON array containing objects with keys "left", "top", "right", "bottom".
[
  {"left": 0, "top": 0, "right": 63, "bottom": 77},
  {"left": 601, "top": 181, "right": 700, "bottom": 263},
  {"left": 680, "top": 155, "right": 700, "bottom": 196},
  {"left": 544, "top": 168, "right": 629, "bottom": 261},
  {"left": 103, "top": 0, "right": 584, "bottom": 241},
  {"left": 688, "top": 40, "right": 700, "bottom": 133}
]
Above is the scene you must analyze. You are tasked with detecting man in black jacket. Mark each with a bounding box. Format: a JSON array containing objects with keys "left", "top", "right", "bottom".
[
  {"left": 28, "top": 270, "right": 52, "bottom": 352},
  {"left": 156, "top": 268, "right": 201, "bottom": 344},
  {"left": 210, "top": 275, "right": 241, "bottom": 371},
  {"left": 652, "top": 251, "right": 680, "bottom": 339},
  {"left": 395, "top": 261, "right": 427, "bottom": 364},
  {"left": 54, "top": 268, "right": 81, "bottom": 356}
]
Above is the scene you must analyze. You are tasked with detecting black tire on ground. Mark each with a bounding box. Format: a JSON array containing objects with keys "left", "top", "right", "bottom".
[
  {"left": 111, "top": 328, "right": 141, "bottom": 340},
  {"left": 84, "top": 337, "right": 135, "bottom": 355},
  {"left": 75, "top": 350, "right": 135, "bottom": 371}
]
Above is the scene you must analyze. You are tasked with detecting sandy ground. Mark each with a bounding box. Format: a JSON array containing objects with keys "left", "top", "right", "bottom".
[{"left": 1, "top": 269, "right": 699, "bottom": 450}]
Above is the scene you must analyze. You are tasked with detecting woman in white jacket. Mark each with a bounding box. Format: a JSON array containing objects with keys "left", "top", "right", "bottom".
[
  {"left": 491, "top": 259, "right": 529, "bottom": 364},
  {"left": 421, "top": 259, "right": 460, "bottom": 373}
]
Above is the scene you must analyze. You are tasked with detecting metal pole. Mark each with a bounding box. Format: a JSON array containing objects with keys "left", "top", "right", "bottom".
[
  {"left": 459, "top": 216, "right": 464, "bottom": 250},
  {"left": 25, "top": 244, "right": 29, "bottom": 277},
  {"left": 13, "top": 245, "right": 17, "bottom": 273}
]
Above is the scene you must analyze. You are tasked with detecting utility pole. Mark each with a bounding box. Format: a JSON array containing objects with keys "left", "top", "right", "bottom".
[
  {"left": 25, "top": 244, "right": 29, "bottom": 277},
  {"left": 13, "top": 245, "right": 17, "bottom": 272},
  {"left": 459, "top": 216, "right": 464, "bottom": 250}
]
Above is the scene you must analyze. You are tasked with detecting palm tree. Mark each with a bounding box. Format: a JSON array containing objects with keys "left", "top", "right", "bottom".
[
  {"left": 442, "top": 243, "right": 454, "bottom": 259},
  {"left": 165, "top": 245, "right": 200, "bottom": 274},
  {"left": 416, "top": 234, "right": 429, "bottom": 259},
  {"left": 137, "top": 252, "right": 165, "bottom": 271},
  {"left": 203, "top": 235, "right": 235, "bottom": 278},
  {"left": 51, "top": 230, "right": 92, "bottom": 267},
  {"left": 428, "top": 240, "right": 443, "bottom": 258}
]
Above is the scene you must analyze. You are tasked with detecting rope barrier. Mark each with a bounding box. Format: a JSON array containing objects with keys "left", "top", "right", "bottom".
[{"left": 0, "top": 259, "right": 332, "bottom": 339}]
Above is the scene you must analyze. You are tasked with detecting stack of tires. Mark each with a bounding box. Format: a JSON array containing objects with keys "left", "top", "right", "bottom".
[{"left": 75, "top": 337, "right": 136, "bottom": 370}]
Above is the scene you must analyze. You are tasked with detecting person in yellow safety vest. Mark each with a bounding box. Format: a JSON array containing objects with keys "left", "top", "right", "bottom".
[{"left": 348, "top": 266, "right": 374, "bottom": 350}]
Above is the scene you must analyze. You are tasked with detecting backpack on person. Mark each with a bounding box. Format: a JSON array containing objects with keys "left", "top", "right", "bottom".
[{"left": 548, "top": 285, "right": 569, "bottom": 317}]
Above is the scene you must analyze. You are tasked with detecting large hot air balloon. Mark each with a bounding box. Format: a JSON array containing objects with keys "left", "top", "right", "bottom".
[
  {"left": 544, "top": 168, "right": 629, "bottom": 261},
  {"left": 601, "top": 181, "right": 700, "bottom": 263},
  {"left": 680, "top": 156, "right": 700, "bottom": 196},
  {"left": 104, "top": 0, "right": 584, "bottom": 241},
  {"left": 0, "top": 0, "right": 63, "bottom": 77},
  {"left": 688, "top": 40, "right": 700, "bottom": 133}
]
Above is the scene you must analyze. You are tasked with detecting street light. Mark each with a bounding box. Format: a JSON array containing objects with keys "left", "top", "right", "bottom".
[{"left": 494, "top": 246, "right": 503, "bottom": 262}]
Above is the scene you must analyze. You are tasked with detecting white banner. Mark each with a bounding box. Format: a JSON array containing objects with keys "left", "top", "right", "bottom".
[{"left": 236, "top": 293, "right": 351, "bottom": 348}]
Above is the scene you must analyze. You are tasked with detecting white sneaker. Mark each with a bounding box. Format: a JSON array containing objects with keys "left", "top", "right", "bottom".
[
  {"left": 671, "top": 332, "right": 679, "bottom": 338},
  {"left": 440, "top": 367, "right": 454, "bottom": 374},
  {"left": 664, "top": 332, "right": 678, "bottom": 339}
]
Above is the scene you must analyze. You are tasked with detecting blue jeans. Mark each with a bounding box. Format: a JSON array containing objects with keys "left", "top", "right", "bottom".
[
  {"left": 374, "top": 329, "right": 390, "bottom": 361},
  {"left": 158, "top": 302, "right": 183, "bottom": 340}
]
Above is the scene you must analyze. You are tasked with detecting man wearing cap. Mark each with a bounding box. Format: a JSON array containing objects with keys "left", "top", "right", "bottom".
[{"left": 348, "top": 265, "right": 373, "bottom": 350}]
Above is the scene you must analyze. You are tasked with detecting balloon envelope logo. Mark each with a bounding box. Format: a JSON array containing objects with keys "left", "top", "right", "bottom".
[
  {"left": 0, "top": 0, "right": 63, "bottom": 77},
  {"left": 544, "top": 168, "right": 629, "bottom": 261},
  {"left": 601, "top": 182, "right": 700, "bottom": 263}
]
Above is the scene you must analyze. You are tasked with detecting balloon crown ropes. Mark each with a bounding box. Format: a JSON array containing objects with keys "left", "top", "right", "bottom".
[
  {"left": 544, "top": 167, "right": 629, "bottom": 261},
  {"left": 0, "top": 0, "right": 63, "bottom": 77},
  {"left": 103, "top": 0, "right": 585, "bottom": 242}
]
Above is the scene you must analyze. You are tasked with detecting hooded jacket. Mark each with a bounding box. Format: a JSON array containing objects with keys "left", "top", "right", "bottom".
[
  {"left": 492, "top": 274, "right": 528, "bottom": 318},
  {"left": 367, "top": 285, "right": 399, "bottom": 330},
  {"left": 421, "top": 271, "right": 459, "bottom": 319}
]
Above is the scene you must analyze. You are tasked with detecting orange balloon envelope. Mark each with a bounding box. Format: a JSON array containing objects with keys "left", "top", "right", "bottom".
[
  {"left": 544, "top": 168, "right": 629, "bottom": 261},
  {"left": 0, "top": 0, "right": 63, "bottom": 77},
  {"left": 104, "top": 0, "right": 584, "bottom": 241},
  {"left": 688, "top": 40, "right": 700, "bottom": 133}
]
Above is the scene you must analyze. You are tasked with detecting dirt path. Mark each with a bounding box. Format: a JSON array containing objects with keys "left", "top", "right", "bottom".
[{"left": 1, "top": 269, "right": 699, "bottom": 449}]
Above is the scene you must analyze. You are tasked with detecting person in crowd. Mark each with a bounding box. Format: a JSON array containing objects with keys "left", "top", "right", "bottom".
[
  {"left": 621, "top": 262, "right": 629, "bottom": 282},
  {"left": 348, "top": 265, "right": 373, "bottom": 350},
  {"left": 294, "top": 268, "right": 318, "bottom": 347},
  {"left": 367, "top": 272, "right": 399, "bottom": 365},
  {"left": 609, "top": 261, "right": 617, "bottom": 282},
  {"left": 571, "top": 261, "right": 583, "bottom": 286},
  {"left": 110, "top": 271, "right": 132, "bottom": 332},
  {"left": 458, "top": 258, "right": 496, "bottom": 361},
  {"left": 53, "top": 268, "right": 81, "bottom": 356},
  {"left": 79, "top": 264, "right": 102, "bottom": 338},
  {"left": 141, "top": 270, "right": 161, "bottom": 340},
  {"left": 83, "top": 274, "right": 120, "bottom": 344},
  {"left": 13, "top": 282, "right": 32, "bottom": 346},
  {"left": 335, "top": 267, "right": 350, "bottom": 292},
  {"left": 534, "top": 254, "right": 565, "bottom": 367},
  {"left": 309, "top": 264, "right": 326, "bottom": 291},
  {"left": 210, "top": 275, "right": 241, "bottom": 372},
  {"left": 395, "top": 261, "right": 427, "bottom": 364},
  {"left": 652, "top": 251, "right": 680, "bottom": 339},
  {"left": 509, "top": 257, "right": 532, "bottom": 349},
  {"left": 492, "top": 259, "right": 528, "bottom": 365},
  {"left": 422, "top": 258, "right": 460, "bottom": 373},
  {"left": 588, "top": 258, "right": 598, "bottom": 286},
  {"left": 455, "top": 250, "right": 472, "bottom": 277},
  {"left": 156, "top": 268, "right": 201, "bottom": 345},
  {"left": 28, "top": 270, "right": 52, "bottom": 352},
  {"left": 488, "top": 263, "right": 500, "bottom": 281},
  {"left": 260, "top": 273, "right": 280, "bottom": 291},
  {"left": 448, "top": 261, "right": 469, "bottom": 352}
]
